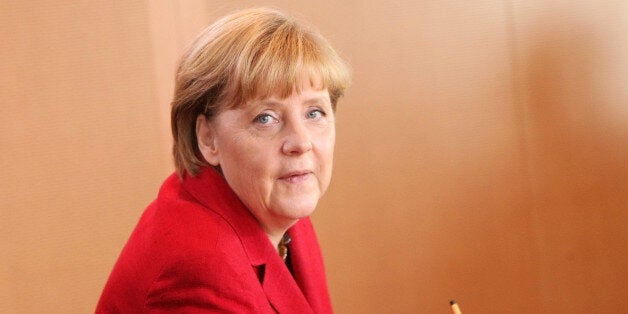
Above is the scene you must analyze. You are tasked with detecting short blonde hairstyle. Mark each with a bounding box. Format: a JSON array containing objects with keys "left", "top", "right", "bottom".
[{"left": 171, "top": 7, "right": 350, "bottom": 177}]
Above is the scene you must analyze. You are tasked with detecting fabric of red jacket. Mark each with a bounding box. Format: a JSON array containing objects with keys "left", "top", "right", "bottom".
[{"left": 96, "top": 167, "right": 333, "bottom": 313}]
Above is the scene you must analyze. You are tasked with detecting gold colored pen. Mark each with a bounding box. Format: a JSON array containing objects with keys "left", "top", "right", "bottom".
[{"left": 450, "top": 300, "right": 462, "bottom": 314}]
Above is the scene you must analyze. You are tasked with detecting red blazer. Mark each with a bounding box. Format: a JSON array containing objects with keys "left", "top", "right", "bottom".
[{"left": 96, "top": 167, "right": 333, "bottom": 313}]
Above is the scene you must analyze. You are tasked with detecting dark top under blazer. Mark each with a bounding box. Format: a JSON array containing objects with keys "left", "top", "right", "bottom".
[{"left": 96, "top": 167, "right": 332, "bottom": 313}]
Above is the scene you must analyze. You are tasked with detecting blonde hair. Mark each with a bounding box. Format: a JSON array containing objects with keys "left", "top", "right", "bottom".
[{"left": 171, "top": 7, "right": 350, "bottom": 177}]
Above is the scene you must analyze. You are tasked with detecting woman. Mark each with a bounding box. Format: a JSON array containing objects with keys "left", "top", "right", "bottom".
[{"left": 97, "top": 7, "right": 349, "bottom": 313}]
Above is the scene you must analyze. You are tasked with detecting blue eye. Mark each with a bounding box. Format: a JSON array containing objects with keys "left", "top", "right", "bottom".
[
  {"left": 254, "top": 113, "right": 276, "bottom": 125},
  {"left": 307, "top": 109, "right": 325, "bottom": 119}
]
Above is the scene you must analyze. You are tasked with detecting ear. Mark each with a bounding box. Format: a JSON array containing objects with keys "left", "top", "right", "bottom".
[{"left": 195, "top": 114, "right": 220, "bottom": 166}]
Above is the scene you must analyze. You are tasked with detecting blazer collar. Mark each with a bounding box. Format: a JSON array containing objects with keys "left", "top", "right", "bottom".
[{"left": 181, "top": 167, "right": 314, "bottom": 313}]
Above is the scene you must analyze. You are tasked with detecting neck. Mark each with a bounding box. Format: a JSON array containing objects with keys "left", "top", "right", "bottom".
[
  {"left": 261, "top": 218, "right": 298, "bottom": 251},
  {"left": 267, "top": 232, "right": 285, "bottom": 251}
]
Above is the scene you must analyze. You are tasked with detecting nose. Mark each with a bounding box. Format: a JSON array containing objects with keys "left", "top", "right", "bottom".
[{"left": 282, "top": 119, "right": 312, "bottom": 155}]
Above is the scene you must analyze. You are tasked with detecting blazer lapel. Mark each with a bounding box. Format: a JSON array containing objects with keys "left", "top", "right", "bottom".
[
  {"left": 182, "top": 168, "right": 315, "bottom": 313},
  {"left": 288, "top": 219, "right": 333, "bottom": 313},
  {"left": 261, "top": 253, "right": 314, "bottom": 313}
]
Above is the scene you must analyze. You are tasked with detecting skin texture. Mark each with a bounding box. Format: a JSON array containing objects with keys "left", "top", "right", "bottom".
[{"left": 196, "top": 85, "right": 335, "bottom": 248}]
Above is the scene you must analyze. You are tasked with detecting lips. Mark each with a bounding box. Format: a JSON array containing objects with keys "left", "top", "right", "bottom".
[{"left": 279, "top": 170, "right": 313, "bottom": 183}]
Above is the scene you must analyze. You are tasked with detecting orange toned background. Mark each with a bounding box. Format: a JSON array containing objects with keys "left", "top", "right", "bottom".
[{"left": 1, "top": 1, "right": 626, "bottom": 313}]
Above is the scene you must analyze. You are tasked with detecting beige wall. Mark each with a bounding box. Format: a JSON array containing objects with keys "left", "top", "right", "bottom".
[
  {"left": 2, "top": 1, "right": 626, "bottom": 313},
  {"left": 1, "top": 1, "right": 168, "bottom": 313}
]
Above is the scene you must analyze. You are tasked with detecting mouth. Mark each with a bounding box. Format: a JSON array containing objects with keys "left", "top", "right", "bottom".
[{"left": 279, "top": 170, "right": 313, "bottom": 183}]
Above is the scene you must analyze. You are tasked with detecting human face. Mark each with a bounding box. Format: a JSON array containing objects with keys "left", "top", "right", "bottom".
[{"left": 196, "top": 85, "right": 335, "bottom": 237}]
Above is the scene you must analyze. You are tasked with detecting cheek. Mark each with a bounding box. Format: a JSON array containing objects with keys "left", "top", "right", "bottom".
[
  {"left": 219, "top": 132, "right": 256, "bottom": 164},
  {"left": 232, "top": 142, "right": 279, "bottom": 188},
  {"left": 226, "top": 145, "right": 267, "bottom": 176},
  {"left": 324, "top": 128, "right": 336, "bottom": 160},
  {"left": 316, "top": 131, "right": 336, "bottom": 173},
  {"left": 220, "top": 144, "right": 273, "bottom": 203}
]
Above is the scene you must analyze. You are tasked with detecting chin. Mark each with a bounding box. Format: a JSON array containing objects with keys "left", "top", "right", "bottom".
[{"left": 277, "top": 199, "right": 319, "bottom": 220}]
